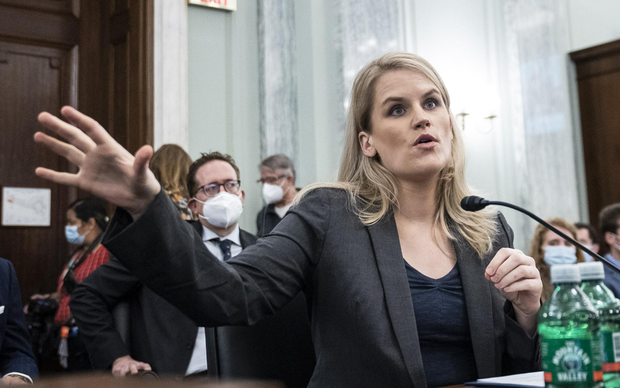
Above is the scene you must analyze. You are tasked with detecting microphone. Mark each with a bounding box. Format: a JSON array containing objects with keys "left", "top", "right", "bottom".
[{"left": 461, "top": 195, "right": 620, "bottom": 274}]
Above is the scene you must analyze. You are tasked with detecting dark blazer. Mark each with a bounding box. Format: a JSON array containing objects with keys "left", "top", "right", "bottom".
[
  {"left": 256, "top": 204, "right": 281, "bottom": 237},
  {"left": 104, "top": 188, "right": 540, "bottom": 388},
  {"left": 70, "top": 221, "right": 257, "bottom": 375},
  {"left": 0, "top": 258, "right": 38, "bottom": 380}
]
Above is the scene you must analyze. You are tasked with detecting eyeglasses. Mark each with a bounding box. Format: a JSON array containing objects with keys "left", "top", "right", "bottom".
[
  {"left": 195, "top": 180, "right": 241, "bottom": 197},
  {"left": 257, "top": 174, "right": 288, "bottom": 185}
]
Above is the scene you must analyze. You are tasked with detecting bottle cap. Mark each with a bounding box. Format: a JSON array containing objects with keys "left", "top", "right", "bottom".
[
  {"left": 550, "top": 264, "right": 581, "bottom": 283},
  {"left": 578, "top": 262, "right": 605, "bottom": 280}
]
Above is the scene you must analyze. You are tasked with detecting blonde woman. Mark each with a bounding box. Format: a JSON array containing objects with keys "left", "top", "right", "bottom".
[
  {"left": 35, "top": 52, "right": 542, "bottom": 387},
  {"left": 529, "top": 218, "right": 585, "bottom": 301},
  {"left": 149, "top": 144, "right": 193, "bottom": 220}
]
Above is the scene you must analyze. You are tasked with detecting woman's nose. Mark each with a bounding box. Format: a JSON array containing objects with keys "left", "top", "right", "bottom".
[{"left": 411, "top": 106, "right": 431, "bottom": 129}]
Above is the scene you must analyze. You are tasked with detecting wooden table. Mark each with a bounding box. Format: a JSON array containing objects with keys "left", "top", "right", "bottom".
[{"left": 32, "top": 373, "right": 284, "bottom": 388}]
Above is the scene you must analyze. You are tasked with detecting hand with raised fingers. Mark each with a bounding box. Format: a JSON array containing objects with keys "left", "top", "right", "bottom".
[
  {"left": 485, "top": 248, "right": 543, "bottom": 335},
  {"left": 34, "top": 106, "right": 161, "bottom": 221}
]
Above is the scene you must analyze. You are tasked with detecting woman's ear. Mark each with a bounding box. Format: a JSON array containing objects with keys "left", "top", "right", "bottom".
[
  {"left": 86, "top": 217, "right": 97, "bottom": 232},
  {"left": 358, "top": 131, "right": 377, "bottom": 157}
]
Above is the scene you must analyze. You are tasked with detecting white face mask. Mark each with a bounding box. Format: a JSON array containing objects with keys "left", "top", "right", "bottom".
[
  {"left": 544, "top": 245, "right": 577, "bottom": 266},
  {"left": 194, "top": 192, "right": 243, "bottom": 228},
  {"left": 262, "top": 183, "right": 284, "bottom": 205}
]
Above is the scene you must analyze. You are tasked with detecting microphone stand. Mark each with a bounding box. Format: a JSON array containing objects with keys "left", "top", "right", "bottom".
[{"left": 462, "top": 197, "right": 620, "bottom": 275}]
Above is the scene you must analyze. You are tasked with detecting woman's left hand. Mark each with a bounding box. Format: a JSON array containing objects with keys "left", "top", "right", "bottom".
[{"left": 485, "top": 248, "right": 542, "bottom": 334}]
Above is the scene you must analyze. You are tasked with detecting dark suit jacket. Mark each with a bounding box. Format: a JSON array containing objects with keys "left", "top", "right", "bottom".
[
  {"left": 70, "top": 221, "right": 257, "bottom": 376},
  {"left": 0, "top": 258, "right": 38, "bottom": 379},
  {"left": 104, "top": 188, "right": 540, "bottom": 388},
  {"left": 256, "top": 204, "right": 281, "bottom": 237}
]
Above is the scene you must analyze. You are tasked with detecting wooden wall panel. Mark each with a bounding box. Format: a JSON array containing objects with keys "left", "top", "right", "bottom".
[
  {"left": 0, "top": 0, "right": 153, "bottom": 305},
  {"left": 571, "top": 40, "right": 620, "bottom": 243},
  {"left": 0, "top": 1, "right": 79, "bottom": 303}
]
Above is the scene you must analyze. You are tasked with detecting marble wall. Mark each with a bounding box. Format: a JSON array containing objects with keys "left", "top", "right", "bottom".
[
  {"left": 501, "top": 0, "right": 582, "bottom": 243},
  {"left": 257, "top": 0, "right": 299, "bottom": 165},
  {"left": 154, "top": 0, "right": 189, "bottom": 151}
]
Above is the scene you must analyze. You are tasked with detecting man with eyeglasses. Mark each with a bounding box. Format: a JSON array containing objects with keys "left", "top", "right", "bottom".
[
  {"left": 70, "top": 151, "right": 257, "bottom": 378},
  {"left": 599, "top": 203, "right": 620, "bottom": 297},
  {"left": 256, "top": 154, "right": 299, "bottom": 237}
]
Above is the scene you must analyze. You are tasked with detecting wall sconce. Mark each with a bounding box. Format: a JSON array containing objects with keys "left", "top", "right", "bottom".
[
  {"left": 481, "top": 114, "right": 497, "bottom": 134},
  {"left": 456, "top": 111, "right": 498, "bottom": 133},
  {"left": 456, "top": 111, "right": 470, "bottom": 131}
]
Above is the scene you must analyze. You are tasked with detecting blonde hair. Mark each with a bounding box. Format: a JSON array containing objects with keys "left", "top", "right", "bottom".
[
  {"left": 150, "top": 144, "right": 193, "bottom": 199},
  {"left": 530, "top": 218, "right": 584, "bottom": 301},
  {"left": 297, "top": 52, "right": 497, "bottom": 258}
]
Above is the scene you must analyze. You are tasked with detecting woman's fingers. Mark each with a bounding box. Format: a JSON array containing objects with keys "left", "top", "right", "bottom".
[
  {"left": 37, "top": 112, "right": 96, "bottom": 153},
  {"left": 33, "top": 132, "right": 85, "bottom": 166},
  {"left": 60, "top": 106, "right": 113, "bottom": 146},
  {"left": 487, "top": 249, "right": 535, "bottom": 283},
  {"left": 485, "top": 247, "right": 512, "bottom": 280},
  {"left": 34, "top": 168, "right": 79, "bottom": 187},
  {"left": 503, "top": 278, "right": 542, "bottom": 294},
  {"left": 494, "top": 265, "right": 540, "bottom": 290}
]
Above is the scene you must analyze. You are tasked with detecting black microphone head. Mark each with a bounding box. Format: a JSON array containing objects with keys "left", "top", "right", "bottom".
[{"left": 461, "top": 196, "right": 490, "bottom": 212}]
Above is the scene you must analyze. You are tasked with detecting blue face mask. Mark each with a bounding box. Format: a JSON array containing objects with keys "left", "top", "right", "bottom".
[
  {"left": 544, "top": 245, "right": 577, "bottom": 266},
  {"left": 65, "top": 225, "right": 85, "bottom": 245}
]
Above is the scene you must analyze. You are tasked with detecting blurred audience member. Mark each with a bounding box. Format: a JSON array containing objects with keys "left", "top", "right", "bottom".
[
  {"left": 599, "top": 203, "right": 620, "bottom": 297},
  {"left": 71, "top": 152, "right": 257, "bottom": 378},
  {"left": 530, "top": 218, "right": 584, "bottom": 301},
  {"left": 575, "top": 222, "right": 600, "bottom": 262},
  {"left": 149, "top": 144, "right": 193, "bottom": 220},
  {"left": 26, "top": 198, "right": 109, "bottom": 371},
  {"left": 1, "top": 258, "right": 38, "bottom": 384},
  {"left": 256, "top": 154, "right": 299, "bottom": 237}
]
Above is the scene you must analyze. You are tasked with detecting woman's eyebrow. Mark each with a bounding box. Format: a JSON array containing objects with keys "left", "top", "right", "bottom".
[{"left": 380, "top": 88, "right": 441, "bottom": 107}]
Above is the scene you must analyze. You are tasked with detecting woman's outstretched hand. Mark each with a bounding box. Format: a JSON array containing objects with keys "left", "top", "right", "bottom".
[{"left": 34, "top": 106, "right": 161, "bottom": 220}]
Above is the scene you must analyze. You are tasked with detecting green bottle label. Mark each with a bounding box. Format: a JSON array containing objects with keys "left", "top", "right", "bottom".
[
  {"left": 601, "top": 330, "right": 620, "bottom": 372},
  {"left": 542, "top": 339, "right": 603, "bottom": 383}
]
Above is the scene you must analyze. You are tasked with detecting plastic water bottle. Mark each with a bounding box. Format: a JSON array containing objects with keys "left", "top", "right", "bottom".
[
  {"left": 539, "top": 264, "right": 603, "bottom": 387},
  {"left": 579, "top": 262, "right": 620, "bottom": 387}
]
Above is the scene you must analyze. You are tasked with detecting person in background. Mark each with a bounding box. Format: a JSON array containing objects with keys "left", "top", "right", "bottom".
[
  {"left": 149, "top": 144, "right": 193, "bottom": 220},
  {"left": 530, "top": 218, "right": 584, "bottom": 301},
  {"left": 26, "top": 198, "right": 110, "bottom": 371},
  {"left": 70, "top": 152, "right": 257, "bottom": 378},
  {"left": 599, "top": 203, "right": 620, "bottom": 297},
  {"left": 0, "top": 257, "right": 38, "bottom": 384},
  {"left": 575, "top": 222, "right": 600, "bottom": 262},
  {"left": 256, "top": 154, "right": 299, "bottom": 237}
]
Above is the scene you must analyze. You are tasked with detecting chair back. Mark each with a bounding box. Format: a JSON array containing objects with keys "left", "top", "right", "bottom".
[{"left": 207, "top": 293, "right": 315, "bottom": 388}]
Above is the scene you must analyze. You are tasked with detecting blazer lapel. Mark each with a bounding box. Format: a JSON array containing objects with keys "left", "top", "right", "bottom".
[
  {"left": 239, "top": 229, "right": 258, "bottom": 249},
  {"left": 453, "top": 234, "right": 496, "bottom": 377},
  {"left": 367, "top": 214, "right": 426, "bottom": 388}
]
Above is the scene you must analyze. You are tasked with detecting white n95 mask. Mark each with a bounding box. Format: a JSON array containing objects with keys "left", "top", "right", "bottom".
[
  {"left": 194, "top": 192, "right": 243, "bottom": 228},
  {"left": 262, "top": 183, "right": 284, "bottom": 205}
]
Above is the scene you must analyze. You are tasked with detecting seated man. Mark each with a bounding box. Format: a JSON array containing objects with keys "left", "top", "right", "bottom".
[
  {"left": 0, "top": 258, "right": 38, "bottom": 384},
  {"left": 70, "top": 152, "right": 256, "bottom": 377},
  {"left": 575, "top": 222, "right": 600, "bottom": 262},
  {"left": 599, "top": 203, "right": 620, "bottom": 297}
]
